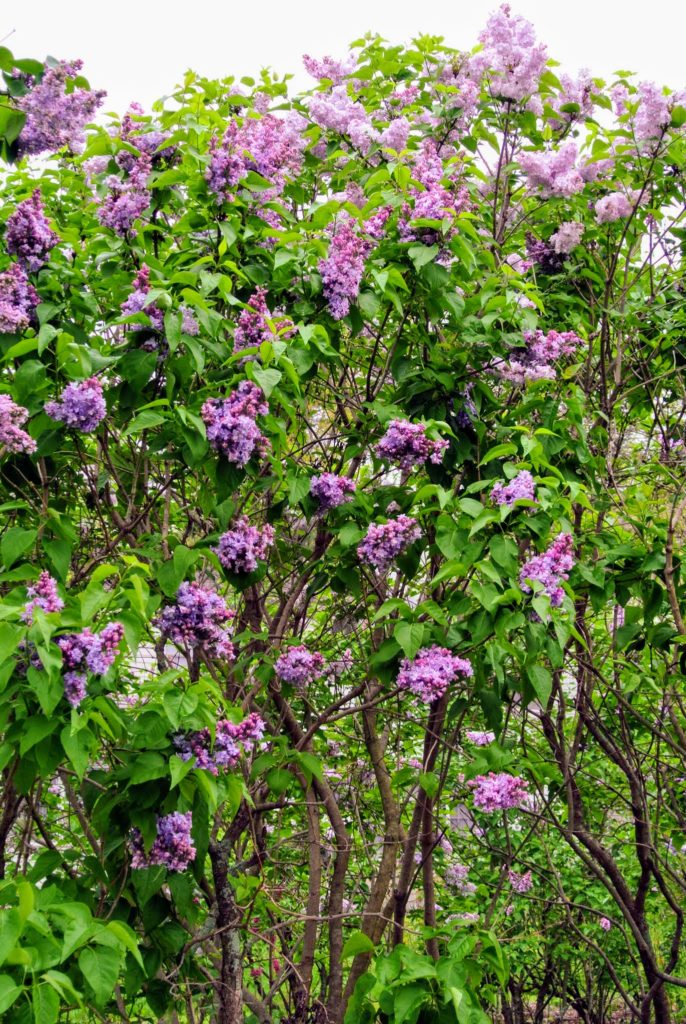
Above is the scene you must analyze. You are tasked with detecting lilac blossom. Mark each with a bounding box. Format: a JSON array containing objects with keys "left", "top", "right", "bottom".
[
  {"left": 275, "top": 645, "right": 327, "bottom": 687},
  {"left": 469, "top": 772, "right": 529, "bottom": 812},
  {"left": 595, "top": 191, "right": 636, "bottom": 224},
  {"left": 308, "top": 85, "right": 378, "bottom": 153},
  {"left": 0, "top": 264, "right": 39, "bottom": 334},
  {"left": 233, "top": 287, "right": 294, "bottom": 357},
  {"left": 57, "top": 622, "right": 124, "bottom": 707},
  {"left": 500, "top": 328, "right": 582, "bottom": 384},
  {"left": 0, "top": 394, "right": 36, "bottom": 455},
  {"left": 525, "top": 235, "right": 567, "bottom": 274},
  {"left": 310, "top": 473, "right": 356, "bottom": 512},
  {"left": 611, "top": 83, "right": 630, "bottom": 116},
  {"left": 550, "top": 221, "right": 584, "bottom": 254},
  {"left": 174, "top": 712, "right": 266, "bottom": 774},
  {"left": 491, "top": 470, "right": 536, "bottom": 507},
  {"left": 214, "top": 517, "right": 275, "bottom": 573},
  {"left": 98, "top": 154, "right": 151, "bottom": 236},
  {"left": 380, "top": 117, "right": 411, "bottom": 152},
  {"left": 519, "top": 143, "right": 585, "bottom": 197},
  {"left": 181, "top": 307, "right": 199, "bottom": 335},
  {"left": 635, "top": 81, "right": 672, "bottom": 141},
  {"left": 157, "top": 582, "right": 235, "bottom": 661},
  {"left": 45, "top": 377, "right": 106, "bottom": 433},
  {"left": 548, "top": 72, "right": 595, "bottom": 127},
  {"left": 206, "top": 113, "right": 305, "bottom": 202},
  {"left": 202, "top": 382, "right": 269, "bottom": 467},
  {"left": 465, "top": 730, "right": 496, "bottom": 747},
  {"left": 302, "top": 54, "right": 354, "bottom": 85},
  {"left": 375, "top": 420, "right": 449, "bottom": 471},
  {"left": 22, "top": 572, "right": 64, "bottom": 623},
  {"left": 319, "top": 217, "right": 371, "bottom": 320},
  {"left": 397, "top": 645, "right": 473, "bottom": 703},
  {"left": 479, "top": 4, "right": 548, "bottom": 102},
  {"left": 357, "top": 516, "right": 421, "bottom": 572},
  {"left": 120, "top": 265, "right": 164, "bottom": 331},
  {"left": 520, "top": 533, "right": 575, "bottom": 607},
  {"left": 508, "top": 869, "right": 533, "bottom": 893},
  {"left": 399, "top": 140, "right": 470, "bottom": 243},
  {"left": 445, "top": 863, "right": 476, "bottom": 894},
  {"left": 17, "top": 60, "right": 106, "bottom": 156},
  {"left": 5, "top": 191, "right": 59, "bottom": 271},
  {"left": 599, "top": 917, "right": 612, "bottom": 931},
  {"left": 119, "top": 103, "right": 174, "bottom": 166},
  {"left": 131, "top": 811, "right": 195, "bottom": 872}
]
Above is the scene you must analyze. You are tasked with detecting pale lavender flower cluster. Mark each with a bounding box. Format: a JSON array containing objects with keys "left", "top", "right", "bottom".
[
  {"left": 17, "top": 60, "right": 106, "bottom": 156},
  {"left": 445, "top": 862, "right": 476, "bottom": 894},
  {"left": 120, "top": 265, "right": 164, "bottom": 331},
  {"left": 357, "top": 516, "right": 421, "bottom": 572},
  {"left": 375, "top": 420, "right": 448, "bottom": 471},
  {"left": 214, "top": 517, "right": 275, "bottom": 573},
  {"left": 635, "top": 81, "right": 672, "bottom": 141},
  {"left": 319, "top": 217, "right": 372, "bottom": 320},
  {"left": 599, "top": 917, "right": 612, "bottom": 931},
  {"left": 469, "top": 772, "right": 529, "bottom": 812},
  {"left": 397, "top": 645, "right": 473, "bottom": 704},
  {"left": 157, "top": 581, "right": 235, "bottom": 661},
  {"left": 548, "top": 72, "right": 595, "bottom": 127},
  {"left": 519, "top": 142, "right": 584, "bottom": 197},
  {"left": 465, "top": 730, "right": 496, "bottom": 747},
  {"left": 310, "top": 473, "right": 356, "bottom": 512},
  {"left": 131, "top": 811, "right": 195, "bottom": 872},
  {"left": 308, "top": 85, "right": 378, "bottom": 154},
  {"left": 595, "top": 191, "right": 636, "bottom": 224},
  {"left": 500, "top": 328, "right": 581, "bottom": 384},
  {"left": 399, "top": 140, "right": 470, "bottom": 243},
  {"left": 5, "top": 191, "right": 59, "bottom": 271},
  {"left": 302, "top": 54, "right": 355, "bottom": 85},
  {"left": 0, "top": 264, "right": 39, "bottom": 334},
  {"left": 98, "top": 153, "right": 151, "bottom": 236},
  {"left": 22, "top": 572, "right": 64, "bottom": 623},
  {"left": 57, "top": 622, "right": 124, "bottom": 707},
  {"left": 380, "top": 116, "right": 411, "bottom": 152},
  {"left": 206, "top": 114, "right": 305, "bottom": 202},
  {"left": 233, "top": 287, "right": 294, "bottom": 357},
  {"left": 550, "top": 221, "right": 584, "bottom": 254},
  {"left": 202, "top": 381, "right": 268, "bottom": 467},
  {"left": 0, "top": 394, "right": 36, "bottom": 454},
  {"left": 45, "top": 377, "right": 106, "bottom": 433},
  {"left": 174, "top": 712, "right": 265, "bottom": 774},
  {"left": 479, "top": 4, "right": 548, "bottom": 102},
  {"left": 520, "top": 533, "right": 575, "bottom": 607},
  {"left": 491, "top": 469, "right": 536, "bottom": 507},
  {"left": 508, "top": 869, "right": 533, "bottom": 893},
  {"left": 275, "top": 645, "right": 327, "bottom": 687}
]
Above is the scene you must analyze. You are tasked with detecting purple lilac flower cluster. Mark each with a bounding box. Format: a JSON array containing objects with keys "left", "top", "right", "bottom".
[
  {"left": 119, "top": 103, "right": 175, "bottom": 167},
  {"left": 308, "top": 86, "right": 377, "bottom": 154},
  {"left": 525, "top": 234, "right": 567, "bottom": 274},
  {"left": 599, "top": 916, "right": 612, "bottom": 931},
  {"left": 318, "top": 217, "right": 372, "bottom": 320},
  {"left": 519, "top": 143, "right": 584, "bottom": 198},
  {"left": 303, "top": 54, "right": 354, "bottom": 85},
  {"left": 500, "top": 328, "right": 581, "bottom": 383},
  {"left": 549, "top": 221, "right": 584, "bottom": 254},
  {"left": 375, "top": 420, "right": 449, "bottom": 471},
  {"left": 206, "top": 113, "right": 305, "bottom": 202},
  {"left": 479, "top": 4, "right": 548, "bottom": 102},
  {"left": 465, "top": 730, "right": 496, "bottom": 747},
  {"left": 547, "top": 72, "right": 595, "bottom": 127},
  {"left": 120, "top": 265, "right": 165, "bottom": 331},
  {"left": 595, "top": 191, "right": 636, "bottom": 224},
  {"left": 0, "top": 264, "right": 39, "bottom": 334},
  {"left": 490, "top": 469, "right": 536, "bottom": 507},
  {"left": 98, "top": 153, "right": 152, "bottom": 236},
  {"left": 397, "top": 645, "right": 473, "bottom": 703},
  {"left": 214, "top": 517, "right": 275, "bottom": 574},
  {"left": 233, "top": 287, "right": 294, "bottom": 357},
  {"left": 0, "top": 394, "right": 36, "bottom": 454},
  {"left": 202, "top": 382, "right": 269, "bottom": 467},
  {"left": 635, "top": 81, "right": 677, "bottom": 141},
  {"left": 357, "top": 516, "right": 421, "bottom": 572},
  {"left": 310, "top": 473, "right": 356, "bottom": 512},
  {"left": 508, "top": 869, "right": 533, "bottom": 893},
  {"left": 45, "top": 377, "right": 106, "bottom": 433},
  {"left": 157, "top": 582, "right": 235, "bottom": 661},
  {"left": 274, "top": 645, "right": 327, "bottom": 688},
  {"left": 399, "top": 140, "right": 470, "bottom": 244},
  {"left": 17, "top": 60, "right": 106, "bottom": 156},
  {"left": 22, "top": 572, "right": 64, "bottom": 623},
  {"left": 469, "top": 772, "right": 529, "bottom": 812},
  {"left": 5, "top": 191, "right": 59, "bottom": 271},
  {"left": 131, "top": 811, "right": 195, "bottom": 872},
  {"left": 57, "top": 622, "right": 124, "bottom": 707},
  {"left": 445, "top": 862, "right": 476, "bottom": 894},
  {"left": 520, "top": 533, "right": 575, "bottom": 607},
  {"left": 174, "top": 712, "right": 266, "bottom": 774}
]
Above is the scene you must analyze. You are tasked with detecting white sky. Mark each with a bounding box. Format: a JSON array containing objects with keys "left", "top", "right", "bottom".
[{"left": 5, "top": 0, "right": 686, "bottom": 115}]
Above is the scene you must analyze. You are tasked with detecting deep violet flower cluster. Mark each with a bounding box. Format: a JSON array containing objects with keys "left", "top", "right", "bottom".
[
  {"left": 45, "top": 377, "right": 106, "bottom": 433},
  {"left": 469, "top": 772, "right": 529, "bottom": 812},
  {"left": 0, "top": 264, "right": 39, "bottom": 334},
  {"left": 131, "top": 811, "right": 195, "bottom": 872},
  {"left": 98, "top": 153, "right": 151, "bottom": 236},
  {"left": 214, "top": 517, "right": 275, "bottom": 574},
  {"left": 357, "top": 516, "right": 421, "bottom": 572},
  {"left": 310, "top": 473, "right": 356, "bottom": 512},
  {"left": 500, "top": 328, "right": 581, "bottom": 384},
  {"left": 120, "top": 265, "right": 164, "bottom": 331},
  {"left": 376, "top": 420, "right": 449, "bottom": 471},
  {"left": 525, "top": 234, "right": 567, "bottom": 274},
  {"left": 233, "top": 287, "right": 294, "bottom": 357},
  {"left": 519, "top": 533, "right": 575, "bottom": 607},
  {"left": 508, "top": 869, "right": 533, "bottom": 893},
  {"left": 595, "top": 191, "right": 637, "bottom": 224},
  {"left": 549, "top": 221, "right": 584, "bottom": 254},
  {"left": 57, "top": 622, "right": 124, "bottom": 707},
  {"left": 174, "top": 712, "right": 266, "bottom": 774},
  {"left": 17, "top": 60, "right": 106, "bottom": 156},
  {"left": 202, "top": 382, "right": 269, "bottom": 467},
  {"left": 157, "top": 582, "right": 235, "bottom": 661},
  {"left": 274, "top": 645, "right": 327, "bottom": 688},
  {"left": 22, "top": 572, "right": 64, "bottom": 623},
  {"left": 397, "top": 645, "right": 473, "bottom": 703},
  {"left": 465, "top": 730, "right": 496, "bottom": 747},
  {"left": 479, "top": 4, "right": 548, "bottom": 102},
  {"left": 519, "top": 143, "right": 584, "bottom": 198},
  {"left": 490, "top": 469, "right": 536, "bottom": 507},
  {"left": 206, "top": 113, "right": 305, "bottom": 202},
  {"left": 0, "top": 394, "right": 36, "bottom": 454},
  {"left": 319, "top": 217, "right": 372, "bottom": 320},
  {"left": 5, "top": 191, "right": 59, "bottom": 271}
]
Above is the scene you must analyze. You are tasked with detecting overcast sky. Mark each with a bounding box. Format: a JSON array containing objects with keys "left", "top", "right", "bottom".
[{"left": 5, "top": 0, "right": 685, "bottom": 115}]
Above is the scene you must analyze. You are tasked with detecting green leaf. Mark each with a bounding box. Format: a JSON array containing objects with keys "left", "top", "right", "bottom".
[
  {"left": 32, "top": 982, "right": 59, "bottom": 1024},
  {"left": 78, "top": 946, "right": 121, "bottom": 1005},
  {"left": 122, "top": 410, "right": 166, "bottom": 436},
  {"left": 393, "top": 983, "right": 430, "bottom": 1024},
  {"left": 2, "top": 528, "right": 37, "bottom": 569},
  {"left": 0, "top": 909, "right": 23, "bottom": 966},
  {"left": 341, "top": 931, "right": 375, "bottom": 959},
  {"left": 527, "top": 664, "right": 552, "bottom": 706},
  {"left": 129, "top": 752, "right": 167, "bottom": 785},
  {"left": 0, "top": 974, "right": 21, "bottom": 1014},
  {"left": 394, "top": 622, "right": 425, "bottom": 659},
  {"left": 251, "top": 366, "right": 282, "bottom": 397},
  {"left": 105, "top": 921, "right": 144, "bottom": 969}
]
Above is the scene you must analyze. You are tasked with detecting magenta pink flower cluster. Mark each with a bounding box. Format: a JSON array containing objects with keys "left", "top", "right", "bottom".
[
  {"left": 375, "top": 420, "right": 448, "bottom": 471},
  {"left": 595, "top": 191, "right": 636, "bottom": 224},
  {"left": 17, "top": 60, "right": 106, "bottom": 156},
  {"left": 131, "top": 811, "right": 196, "bottom": 872},
  {"left": 214, "top": 517, "right": 275, "bottom": 574},
  {"left": 174, "top": 712, "right": 265, "bottom": 774},
  {"left": 465, "top": 730, "right": 496, "bottom": 747},
  {"left": 22, "top": 572, "right": 64, "bottom": 623},
  {"left": 98, "top": 153, "right": 151, "bottom": 236},
  {"left": 0, "top": 394, "right": 36, "bottom": 454},
  {"left": 202, "top": 382, "right": 269, "bottom": 467},
  {"left": 491, "top": 469, "right": 536, "bottom": 507},
  {"left": 319, "top": 217, "right": 372, "bottom": 320},
  {"left": 469, "top": 772, "right": 529, "bottom": 812},
  {"left": 57, "top": 622, "right": 124, "bottom": 707},
  {"left": 500, "top": 328, "right": 581, "bottom": 384},
  {"left": 0, "top": 264, "right": 39, "bottom": 334},
  {"left": 158, "top": 581, "right": 235, "bottom": 661},
  {"left": 519, "top": 143, "right": 584, "bottom": 198},
  {"left": 120, "top": 265, "right": 164, "bottom": 331},
  {"left": 358, "top": 516, "right": 421, "bottom": 572},
  {"left": 550, "top": 221, "right": 584, "bottom": 254},
  {"left": 206, "top": 113, "right": 305, "bottom": 202},
  {"left": 508, "top": 869, "right": 533, "bottom": 893},
  {"left": 275, "top": 645, "right": 327, "bottom": 687},
  {"left": 310, "top": 472, "right": 356, "bottom": 512},
  {"left": 520, "top": 533, "right": 575, "bottom": 607},
  {"left": 599, "top": 916, "right": 612, "bottom": 931},
  {"left": 233, "top": 287, "right": 294, "bottom": 357},
  {"left": 45, "top": 377, "right": 106, "bottom": 433},
  {"left": 397, "top": 645, "right": 473, "bottom": 703},
  {"left": 479, "top": 4, "right": 548, "bottom": 102},
  {"left": 5, "top": 191, "right": 59, "bottom": 271}
]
